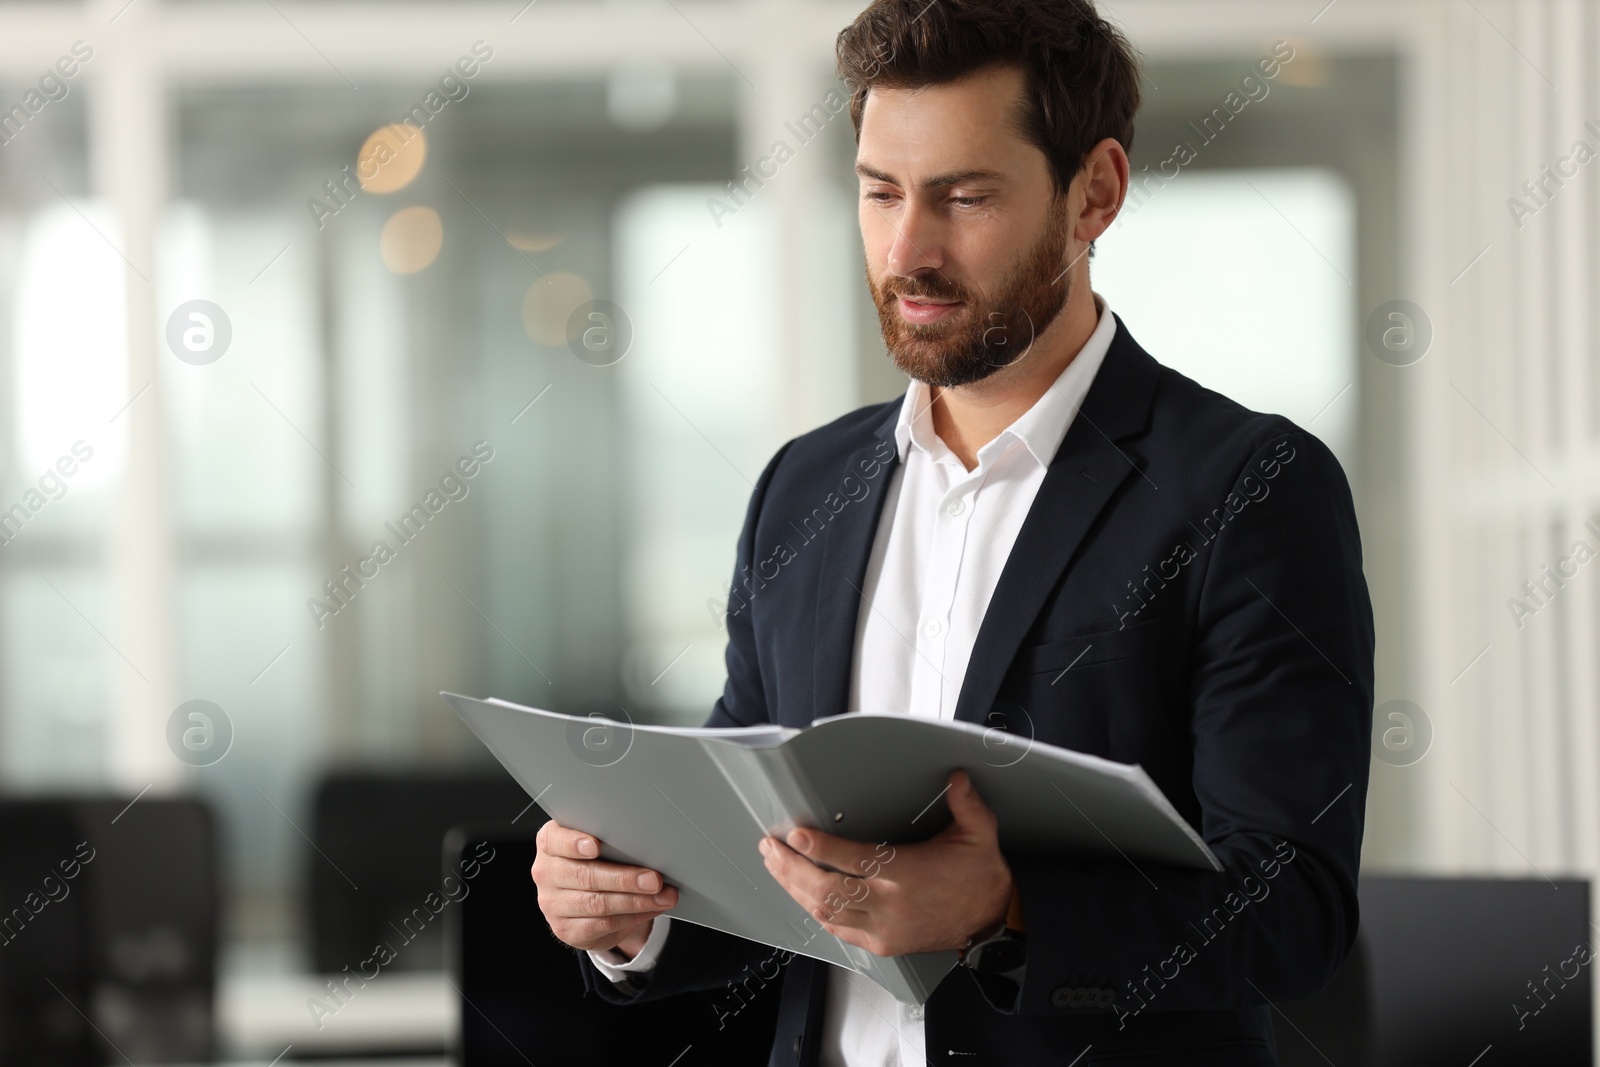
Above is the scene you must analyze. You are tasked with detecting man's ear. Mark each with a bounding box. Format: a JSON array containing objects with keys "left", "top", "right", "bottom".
[{"left": 1073, "top": 137, "right": 1130, "bottom": 245}]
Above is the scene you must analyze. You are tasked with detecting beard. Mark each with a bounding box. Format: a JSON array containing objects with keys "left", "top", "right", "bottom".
[{"left": 867, "top": 204, "right": 1073, "bottom": 388}]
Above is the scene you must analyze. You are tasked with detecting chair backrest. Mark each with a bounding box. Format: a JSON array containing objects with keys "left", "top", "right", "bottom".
[
  {"left": 446, "top": 820, "right": 782, "bottom": 1066},
  {"left": 0, "top": 795, "right": 217, "bottom": 1067},
  {"left": 309, "top": 768, "right": 530, "bottom": 973},
  {"left": 1277, "top": 875, "right": 1591, "bottom": 1066},
  {"left": 449, "top": 853, "right": 1593, "bottom": 1064}
]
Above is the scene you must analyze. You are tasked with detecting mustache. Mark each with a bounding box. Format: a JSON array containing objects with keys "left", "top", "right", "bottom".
[{"left": 886, "top": 283, "right": 966, "bottom": 302}]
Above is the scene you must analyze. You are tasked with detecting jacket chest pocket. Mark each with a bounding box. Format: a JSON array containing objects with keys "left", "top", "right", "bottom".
[
  {"left": 1014, "top": 616, "right": 1170, "bottom": 675},
  {"left": 1000, "top": 617, "right": 1177, "bottom": 762}
]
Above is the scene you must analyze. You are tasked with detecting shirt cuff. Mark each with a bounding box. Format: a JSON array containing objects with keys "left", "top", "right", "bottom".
[{"left": 586, "top": 915, "right": 672, "bottom": 984}]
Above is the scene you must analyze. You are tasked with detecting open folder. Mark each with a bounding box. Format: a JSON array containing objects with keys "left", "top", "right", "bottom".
[{"left": 442, "top": 692, "right": 1220, "bottom": 1004}]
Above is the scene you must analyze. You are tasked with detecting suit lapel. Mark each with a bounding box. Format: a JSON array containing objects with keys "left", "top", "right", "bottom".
[
  {"left": 952, "top": 319, "right": 1162, "bottom": 726},
  {"left": 807, "top": 318, "right": 1162, "bottom": 728},
  {"left": 810, "top": 407, "right": 902, "bottom": 724}
]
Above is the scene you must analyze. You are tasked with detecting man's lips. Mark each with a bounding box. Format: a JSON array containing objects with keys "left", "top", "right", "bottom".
[{"left": 897, "top": 295, "right": 964, "bottom": 323}]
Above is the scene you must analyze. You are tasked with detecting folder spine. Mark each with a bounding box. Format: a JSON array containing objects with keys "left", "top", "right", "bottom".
[{"left": 701, "top": 741, "right": 829, "bottom": 840}]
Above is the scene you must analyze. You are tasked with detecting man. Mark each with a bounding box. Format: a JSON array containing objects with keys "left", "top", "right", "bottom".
[{"left": 531, "top": 0, "right": 1374, "bottom": 1062}]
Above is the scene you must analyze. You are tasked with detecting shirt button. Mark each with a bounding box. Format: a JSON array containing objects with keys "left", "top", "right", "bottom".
[
  {"left": 946, "top": 499, "right": 965, "bottom": 516},
  {"left": 924, "top": 620, "right": 942, "bottom": 637},
  {"left": 908, "top": 1005, "right": 924, "bottom": 1020}
]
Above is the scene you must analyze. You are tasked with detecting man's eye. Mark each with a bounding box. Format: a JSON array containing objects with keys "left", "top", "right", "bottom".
[{"left": 862, "top": 192, "right": 986, "bottom": 207}]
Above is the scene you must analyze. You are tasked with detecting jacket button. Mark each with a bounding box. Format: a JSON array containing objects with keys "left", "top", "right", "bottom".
[{"left": 1050, "top": 985, "right": 1074, "bottom": 1009}]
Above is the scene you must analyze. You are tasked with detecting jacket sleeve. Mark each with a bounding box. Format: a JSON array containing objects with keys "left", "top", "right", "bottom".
[
  {"left": 576, "top": 438, "right": 798, "bottom": 1003},
  {"left": 983, "top": 428, "right": 1374, "bottom": 1021},
  {"left": 703, "top": 437, "right": 797, "bottom": 729}
]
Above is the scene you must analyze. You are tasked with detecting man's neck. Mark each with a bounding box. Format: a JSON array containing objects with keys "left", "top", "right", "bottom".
[{"left": 928, "top": 287, "right": 1101, "bottom": 471}]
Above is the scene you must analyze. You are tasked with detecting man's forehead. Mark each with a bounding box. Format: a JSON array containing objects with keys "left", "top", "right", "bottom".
[
  {"left": 855, "top": 66, "right": 1029, "bottom": 183},
  {"left": 859, "top": 64, "right": 1026, "bottom": 124}
]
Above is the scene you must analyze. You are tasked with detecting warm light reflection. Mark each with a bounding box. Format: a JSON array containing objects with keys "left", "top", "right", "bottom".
[
  {"left": 357, "top": 123, "right": 427, "bottom": 194},
  {"left": 1277, "top": 39, "right": 1327, "bottom": 87},
  {"left": 507, "top": 231, "right": 568, "bottom": 254},
  {"left": 379, "top": 205, "right": 444, "bottom": 273}
]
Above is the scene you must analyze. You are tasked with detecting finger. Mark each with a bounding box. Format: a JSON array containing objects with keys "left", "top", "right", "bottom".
[
  {"left": 821, "top": 918, "right": 877, "bottom": 951},
  {"left": 552, "top": 886, "right": 677, "bottom": 920},
  {"left": 761, "top": 837, "right": 868, "bottom": 919},
  {"left": 944, "top": 769, "right": 997, "bottom": 831},
  {"left": 547, "top": 854, "right": 668, "bottom": 894},
  {"left": 538, "top": 820, "right": 606, "bottom": 861},
  {"left": 534, "top": 823, "right": 670, "bottom": 893},
  {"left": 783, "top": 826, "right": 882, "bottom": 878},
  {"left": 760, "top": 836, "right": 831, "bottom": 903},
  {"left": 813, "top": 895, "right": 873, "bottom": 929}
]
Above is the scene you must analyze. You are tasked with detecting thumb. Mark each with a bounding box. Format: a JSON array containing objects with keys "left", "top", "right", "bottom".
[{"left": 943, "top": 770, "right": 996, "bottom": 834}]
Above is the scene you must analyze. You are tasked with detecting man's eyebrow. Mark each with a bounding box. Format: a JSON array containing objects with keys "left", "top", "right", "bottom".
[{"left": 853, "top": 162, "right": 1008, "bottom": 188}]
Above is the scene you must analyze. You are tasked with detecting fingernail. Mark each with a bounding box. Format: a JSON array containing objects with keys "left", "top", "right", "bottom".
[
  {"left": 654, "top": 891, "right": 672, "bottom": 906},
  {"left": 789, "top": 831, "right": 809, "bottom": 852},
  {"left": 757, "top": 838, "right": 770, "bottom": 856},
  {"left": 637, "top": 871, "right": 659, "bottom": 892},
  {"left": 578, "top": 838, "right": 598, "bottom": 858}
]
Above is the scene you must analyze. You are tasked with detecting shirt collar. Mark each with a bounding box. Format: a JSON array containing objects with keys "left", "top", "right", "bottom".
[{"left": 893, "top": 292, "right": 1117, "bottom": 470}]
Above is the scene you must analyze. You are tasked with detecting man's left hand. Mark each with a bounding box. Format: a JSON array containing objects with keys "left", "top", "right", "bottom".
[{"left": 758, "top": 768, "right": 1014, "bottom": 957}]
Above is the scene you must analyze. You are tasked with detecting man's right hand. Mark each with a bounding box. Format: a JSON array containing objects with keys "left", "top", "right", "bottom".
[{"left": 532, "top": 819, "right": 678, "bottom": 958}]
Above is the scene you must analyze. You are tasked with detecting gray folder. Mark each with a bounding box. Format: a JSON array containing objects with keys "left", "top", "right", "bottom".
[{"left": 443, "top": 691, "right": 1220, "bottom": 1004}]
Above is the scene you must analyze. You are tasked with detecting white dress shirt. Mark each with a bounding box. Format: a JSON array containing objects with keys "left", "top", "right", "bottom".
[{"left": 590, "top": 294, "right": 1117, "bottom": 1066}]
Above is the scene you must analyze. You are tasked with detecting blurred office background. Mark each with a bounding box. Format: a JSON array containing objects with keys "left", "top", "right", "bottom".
[{"left": 0, "top": 0, "right": 1596, "bottom": 1062}]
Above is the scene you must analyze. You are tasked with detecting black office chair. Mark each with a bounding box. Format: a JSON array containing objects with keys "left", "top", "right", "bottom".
[
  {"left": 1277, "top": 875, "right": 1591, "bottom": 1066},
  {"left": 448, "top": 833, "right": 1591, "bottom": 1066},
  {"left": 0, "top": 795, "right": 218, "bottom": 1067},
  {"left": 448, "top": 820, "right": 782, "bottom": 1066},
  {"left": 309, "top": 768, "right": 532, "bottom": 974},
  {"left": 0, "top": 800, "right": 94, "bottom": 1067}
]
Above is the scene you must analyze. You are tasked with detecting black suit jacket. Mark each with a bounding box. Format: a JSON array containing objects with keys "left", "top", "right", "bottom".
[{"left": 576, "top": 316, "right": 1375, "bottom": 1067}]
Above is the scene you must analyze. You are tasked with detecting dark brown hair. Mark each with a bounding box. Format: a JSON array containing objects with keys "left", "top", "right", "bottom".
[{"left": 836, "top": 0, "right": 1142, "bottom": 200}]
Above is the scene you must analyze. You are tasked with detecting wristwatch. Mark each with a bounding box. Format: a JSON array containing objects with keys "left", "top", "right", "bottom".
[
  {"left": 958, "top": 886, "right": 1027, "bottom": 981},
  {"left": 959, "top": 918, "right": 1027, "bottom": 980}
]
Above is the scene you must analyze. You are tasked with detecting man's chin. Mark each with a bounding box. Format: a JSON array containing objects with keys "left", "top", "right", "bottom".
[{"left": 888, "top": 347, "right": 1008, "bottom": 389}]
